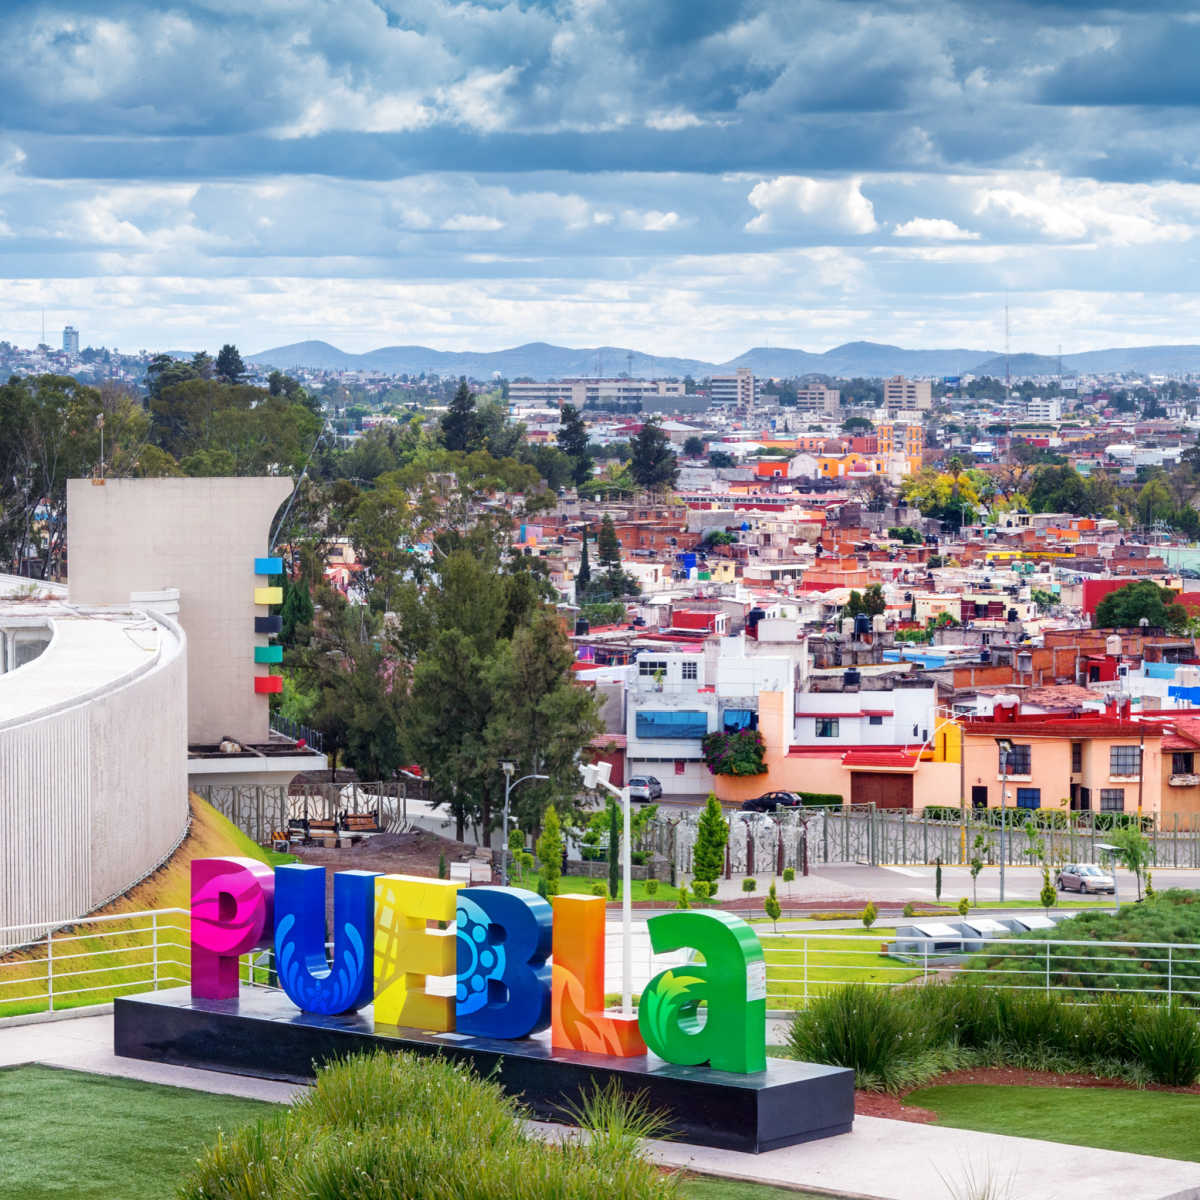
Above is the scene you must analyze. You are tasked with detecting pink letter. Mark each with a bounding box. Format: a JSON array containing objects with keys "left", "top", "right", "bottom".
[{"left": 191, "top": 857, "right": 275, "bottom": 999}]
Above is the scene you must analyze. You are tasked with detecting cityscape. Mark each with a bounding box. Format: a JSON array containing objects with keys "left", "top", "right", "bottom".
[{"left": 5, "top": 2, "right": 1200, "bottom": 1200}]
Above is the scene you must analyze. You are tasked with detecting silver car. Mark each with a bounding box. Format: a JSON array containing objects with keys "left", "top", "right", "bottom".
[
  {"left": 1056, "top": 863, "right": 1115, "bottom": 894},
  {"left": 627, "top": 775, "right": 662, "bottom": 802}
]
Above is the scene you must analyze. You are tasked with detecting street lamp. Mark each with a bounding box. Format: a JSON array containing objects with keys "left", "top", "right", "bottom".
[
  {"left": 499, "top": 760, "right": 549, "bottom": 887},
  {"left": 578, "top": 759, "right": 634, "bottom": 1015},
  {"left": 1097, "top": 842, "right": 1122, "bottom": 915},
  {"left": 994, "top": 737, "right": 1013, "bottom": 904}
]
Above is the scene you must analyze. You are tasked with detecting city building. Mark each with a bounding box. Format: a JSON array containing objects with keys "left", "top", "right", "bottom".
[
  {"left": 793, "top": 386, "right": 841, "bottom": 415},
  {"left": 710, "top": 368, "right": 758, "bottom": 409},
  {"left": 62, "top": 325, "right": 79, "bottom": 355},
  {"left": 883, "top": 376, "right": 932, "bottom": 411},
  {"left": 507, "top": 379, "right": 684, "bottom": 409}
]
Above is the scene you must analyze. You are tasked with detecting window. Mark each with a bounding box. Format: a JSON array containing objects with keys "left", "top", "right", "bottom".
[
  {"left": 1173, "top": 752, "right": 1195, "bottom": 775},
  {"left": 1016, "top": 788, "right": 1041, "bottom": 809},
  {"left": 815, "top": 718, "right": 840, "bottom": 738},
  {"left": 1100, "top": 788, "right": 1125, "bottom": 812},
  {"left": 999, "top": 744, "right": 1031, "bottom": 775},
  {"left": 638, "top": 659, "right": 667, "bottom": 678},
  {"left": 1109, "top": 745, "right": 1141, "bottom": 777},
  {"left": 680, "top": 661, "right": 698, "bottom": 682},
  {"left": 868, "top": 715, "right": 883, "bottom": 726},
  {"left": 1071, "top": 742, "right": 1082, "bottom": 773},
  {"left": 635, "top": 710, "right": 708, "bottom": 739}
]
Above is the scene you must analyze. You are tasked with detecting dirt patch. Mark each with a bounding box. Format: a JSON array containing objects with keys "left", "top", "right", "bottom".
[
  {"left": 290, "top": 830, "right": 478, "bottom": 925},
  {"left": 854, "top": 1091, "right": 937, "bottom": 1123}
]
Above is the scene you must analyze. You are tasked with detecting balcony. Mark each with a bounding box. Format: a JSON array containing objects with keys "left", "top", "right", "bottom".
[{"left": 1169, "top": 774, "right": 1200, "bottom": 788}]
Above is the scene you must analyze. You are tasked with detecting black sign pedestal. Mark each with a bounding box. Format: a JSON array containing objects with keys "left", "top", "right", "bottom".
[{"left": 114, "top": 987, "right": 853, "bottom": 1154}]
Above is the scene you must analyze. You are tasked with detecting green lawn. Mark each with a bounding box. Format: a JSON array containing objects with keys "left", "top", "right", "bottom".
[
  {"left": 682, "top": 1177, "right": 839, "bottom": 1200},
  {"left": 551, "top": 873, "right": 683, "bottom": 903},
  {"left": 0, "top": 1066, "right": 841, "bottom": 1200},
  {"left": 907, "top": 1084, "right": 1200, "bottom": 1163},
  {"left": 761, "top": 928, "right": 921, "bottom": 1007},
  {"left": 0, "top": 1066, "right": 278, "bottom": 1199}
]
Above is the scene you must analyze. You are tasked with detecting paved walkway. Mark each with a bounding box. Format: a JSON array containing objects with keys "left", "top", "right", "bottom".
[{"left": 1, "top": 1012, "right": 1199, "bottom": 1199}]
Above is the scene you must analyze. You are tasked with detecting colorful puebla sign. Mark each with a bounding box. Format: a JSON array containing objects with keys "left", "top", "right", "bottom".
[{"left": 191, "top": 858, "right": 767, "bottom": 1074}]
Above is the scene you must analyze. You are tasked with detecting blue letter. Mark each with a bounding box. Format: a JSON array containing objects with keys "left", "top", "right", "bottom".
[
  {"left": 456, "top": 886, "right": 551, "bottom": 1039},
  {"left": 274, "top": 865, "right": 379, "bottom": 1014}
]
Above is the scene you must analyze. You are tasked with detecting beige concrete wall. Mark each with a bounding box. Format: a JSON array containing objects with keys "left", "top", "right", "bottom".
[{"left": 68, "top": 477, "right": 292, "bottom": 744}]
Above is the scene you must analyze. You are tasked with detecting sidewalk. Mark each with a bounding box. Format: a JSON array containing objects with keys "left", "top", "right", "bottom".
[{"left": 1, "top": 1012, "right": 1198, "bottom": 1199}]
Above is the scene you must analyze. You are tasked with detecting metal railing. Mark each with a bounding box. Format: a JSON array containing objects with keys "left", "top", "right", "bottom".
[
  {"left": 0, "top": 907, "right": 269, "bottom": 1020},
  {"left": 760, "top": 928, "right": 1200, "bottom": 1012}
]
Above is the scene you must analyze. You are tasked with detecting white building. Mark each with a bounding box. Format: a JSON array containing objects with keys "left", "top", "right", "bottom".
[
  {"left": 1026, "top": 397, "right": 1062, "bottom": 422},
  {"left": 508, "top": 379, "right": 684, "bottom": 409},
  {"left": 883, "top": 376, "right": 932, "bottom": 411},
  {"left": 710, "top": 368, "right": 758, "bottom": 409},
  {"left": 62, "top": 326, "right": 80, "bottom": 355}
]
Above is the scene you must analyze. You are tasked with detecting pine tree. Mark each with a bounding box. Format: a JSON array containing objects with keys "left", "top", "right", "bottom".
[
  {"left": 629, "top": 418, "right": 678, "bottom": 491},
  {"left": 608, "top": 799, "right": 620, "bottom": 901},
  {"left": 440, "top": 379, "right": 478, "bottom": 453},
  {"left": 279, "top": 578, "right": 314, "bottom": 647},
  {"left": 693, "top": 794, "right": 728, "bottom": 890},
  {"left": 597, "top": 515, "right": 621, "bottom": 569},
  {"left": 764, "top": 880, "right": 781, "bottom": 932},
  {"left": 215, "top": 344, "right": 245, "bottom": 384},
  {"left": 536, "top": 804, "right": 564, "bottom": 896},
  {"left": 557, "top": 403, "right": 592, "bottom": 487},
  {"left": 577, "top": 532, "right": 591, "bottom": 590}
]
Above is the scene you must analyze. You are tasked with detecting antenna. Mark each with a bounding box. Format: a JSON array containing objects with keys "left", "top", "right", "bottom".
[
  {"left": 41, "top": 309, "right": 45, "bottom": 347},
  {"left": 626, "top": 351, "right": 633, "bottom": 378},
  {"left": 1004, "top": 302, "right": 1011, "bottom": 396}
]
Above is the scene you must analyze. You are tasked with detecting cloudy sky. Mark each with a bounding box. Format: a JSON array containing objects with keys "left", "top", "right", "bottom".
[{"left": 6, "top": 0, "right": 1200, "bottom": 359}]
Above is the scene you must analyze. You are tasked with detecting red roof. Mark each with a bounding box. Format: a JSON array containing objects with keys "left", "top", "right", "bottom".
[
  {"left": 961, "top": 717, "right": 1153, "bottom": 739},
  {"left": 841, "top": 750, "right": 918, "bottom": 770}
]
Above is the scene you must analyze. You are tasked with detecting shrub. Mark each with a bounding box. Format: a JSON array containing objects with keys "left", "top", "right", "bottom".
[
  {"left": 701, "top": 728, "right": 766, "bottom": 775},
  {"left": 957, "top": 897, "right": 969, "bottom": 917},
  {"left": 590, "top": 882, "right": 608, "bottom": 897},
  {"left": 643, "top": 878, "right": 659, "bottom": 897},
  {"left": 1126, "top": 1003, "right": 1200, "bottom": 1086},
  {"left": 861, "top": 900, "right": 877, "bottom": 929},
  {"left": 180, "top": 1051, "right": 677, "bottom": 1200},
  {"left": 676, "top": 885, "right": 690, "bottom": 910},
  {"left": 797, "top": 792, "right": 843, "bottom": 808},
  {"left": 782, "top": 867, "right": 796, "bottom": 883},
  {"left": 903, "top": 902, "right": 916, "bottom": 918},
  {"left": 764, "top": 881, "right": 781, "bottom": 931},
  {"left": 786, "top": 985, "right": 949, "bottom": 1092}
]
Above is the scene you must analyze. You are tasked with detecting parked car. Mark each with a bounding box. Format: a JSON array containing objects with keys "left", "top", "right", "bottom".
[
  {"left": 740, "top": 791, "right": 802, "bottom": 813},
  {"left": 627, "top": 775, "right": 662, "bottom": 802},
  {"left": 1056, "top": 863, "right": 1116, "bottom": 894}
]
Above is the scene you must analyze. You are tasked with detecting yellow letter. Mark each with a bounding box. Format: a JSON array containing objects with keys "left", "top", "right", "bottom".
[{"left": 373, "top": 874, "right": 461, "bottom": 1030}]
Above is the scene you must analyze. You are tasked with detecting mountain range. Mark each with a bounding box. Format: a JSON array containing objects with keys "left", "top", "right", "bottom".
[{"left": 247, "top": 339, "right": 1200, "bottom": 380}]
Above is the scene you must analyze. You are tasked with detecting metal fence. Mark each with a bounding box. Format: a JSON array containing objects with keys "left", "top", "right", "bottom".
[
  {"left": 760, "top": 929, "right": 1200, "bottom": 1013},
  {"left": 269, "top": 715, "right": 325, "bottom": 753}
]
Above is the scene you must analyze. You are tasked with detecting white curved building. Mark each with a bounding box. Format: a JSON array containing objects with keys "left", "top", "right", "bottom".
[{"left": 0, "top": 576, "right": 188, "bottom": 932}]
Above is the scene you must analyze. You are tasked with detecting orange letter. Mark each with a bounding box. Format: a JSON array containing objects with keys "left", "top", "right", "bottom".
[
  {"left": 551, "top": 894, "right": 645, "bottom": 1056},
  {"left": 373, "top": 875, "right": 461, "bottom": 1030}
]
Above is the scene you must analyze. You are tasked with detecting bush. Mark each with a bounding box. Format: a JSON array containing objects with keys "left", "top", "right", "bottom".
[
  {"left": 782, "top": 867, "right": 796, "bottom": 883},
  {"left": 957, "top": 897, "right": 970, "bottom": 917},
  {"left": 902, "top": 902, "right": 916, "bottom": 918},
  {"left": 590, "top": 882, "right": 608, "bottom": 897},
  {"left": 180, "top": 1051, "right": 677, "bottom": 1200},
  {"left": 742, "top": 877, "right": 757, "bottom": 893},
  {"left": 797, "top": 792, "right": 843, "bottom": 808},
  {"left": 861, "top": 900, "right": 877, "bottom": 929},
  {"left": 643, "top": 878, "right": 659, "bottom": 897},
  {"left": 701, "top": 728, "right": 766, "bottom": 775},
  {"left": 1126, "top": 1003, "right": 1200, "bottom": 1086}
]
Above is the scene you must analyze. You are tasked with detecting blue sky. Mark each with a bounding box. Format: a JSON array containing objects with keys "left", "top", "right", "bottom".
[{"left": 6, "top": 0, "right": 1200, "bottom": 359}]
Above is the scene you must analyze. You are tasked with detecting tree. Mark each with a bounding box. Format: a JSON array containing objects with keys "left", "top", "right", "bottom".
[
  {"left": 441, "top": 379, "right": 478, "bottom": 453},
  {"left": 693, "top": 794, "right": 728, "bottom": 891},
  {"left": 842, "top": 416, "right": 873, "bottom": 433},
  {"left": 861, "top": 900, "right": 877, "bottom": 928},
  {"left": 844, "top": 583, "right": 885, "bottom": 619},
  {"left": 764, "top": 880, "right": 781, "bottom": 932},
  {"left": 1095, "top": 580, "right": 1188, "bottom": 633},
  {"left": 683, "top": 435, "right": 706, "bottom": 457},
  {"left": 215, "top": 344, "right": 246, "bottom": 384},
  {"left": 1107, "top": 825, "right": 1155, "bottom": 902},
  {"left": 597, "top": 514, "right": 621, "bottom": 570},
  {"left": 1040, "top": 866, "right": 1057, "bottom": 912},
  {"left": 608, "top": 801, "right": 620, "bottom": 901},
  {"left": 536, "top": 804, "right": 564, "bottom": 896},
  {"left": 708, "top": 451, "right": 735, "bottom": 469},
  {"left": 279, "top": 577, "right": 315, "bottom": 648},
  {"left": 969, "top": 833, "right": 986, "bottom": 905},
  {"left": 629, "top": 419, "right": 678, "bottom": 491},
  {"left": 556, "top": 404, "right": 592, "bottom": 487},
  {"left": 577, "top": 532, "right": 591, "bottom": 589}
]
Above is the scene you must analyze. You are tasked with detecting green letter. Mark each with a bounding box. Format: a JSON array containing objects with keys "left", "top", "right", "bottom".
[{"left": 637, "top": 910, "right": 766, "bottom": 1074}]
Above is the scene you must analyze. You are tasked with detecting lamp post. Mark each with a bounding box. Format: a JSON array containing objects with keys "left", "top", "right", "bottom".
[
  {"left": 995, "top": 737, "right": 1013, "bottom": 904},
  {"left": 578, "top": 760, "right": 634, "bottom": 1014},
  {"left": 499, "top": 761, "right": 549, "bottom": 887}
]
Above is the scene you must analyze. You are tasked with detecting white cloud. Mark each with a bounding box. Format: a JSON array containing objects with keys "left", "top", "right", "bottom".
[
  {"left": 645, "top": 109, "right": 704, "bottom": 131},
  {"left": 441, "top": 213, "right": 505, "bottom": 232},
  {"left": 893, "top": 217, "right": 979, "bottom": 240},
  {"left": 622, "top": 209, "right": 681, "bottom": 232},
  {"left": 745, "top": 177, "right": 877, "bottom": 234}
]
